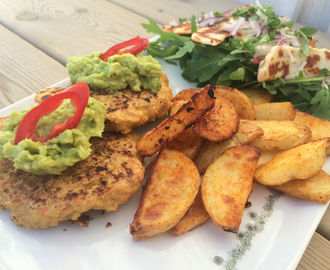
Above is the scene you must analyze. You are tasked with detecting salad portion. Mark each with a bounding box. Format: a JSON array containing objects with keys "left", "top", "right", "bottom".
[{"left": 141, "top": 3, "right": 330, "bottom": 120}]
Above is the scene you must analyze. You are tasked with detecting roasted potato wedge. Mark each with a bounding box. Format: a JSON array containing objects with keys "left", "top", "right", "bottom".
[
  {"left": 294, "top": 110, "right": 330, "bottom": 141},
  {"left": 257, "top": 150, "right": 279, "bottom": 168},
  {"left": 171, "top": 88, "right": 199, "bottom": 104},
  {"left": 215, "top": 86, "right": 255, "bottom": 120},
  {"left": 244, "top": 120, "right": 311, "bottom": 151},
  {"left": 130, "top": 148, "right": 200, "bottom": 240},
  {"left": 239, "top": 87, "right": 273, "bottom": 105},
  {"left": 270, "top": 170, "right": 330, "bottom": 204},
  {"left": 171, "top": 188, "right": 210, "bottom": 236},
  {"left": 0, "top": 116, "right": 9, "bottom": 131},
  {"left": 202, "top": 146, "right": 261, "bottom": 233},
  {"left": 166, "top": 128, "right": 204, "bottom": 160},
  {"left": 166, "top": 88, "right": 204, "bottom": 159},
  {"left": 136, "top": 86, "right": 215, "bottom": 156},
  {"left": 169, "top": 88, "right": 199, "bottom": 116},
  {"left": 193, "top": 93, "right": 239, "bottom": 142},
  {"left": 194, "top": 121, "right": 264, "bottom": 174},
  {"left": 254, "top": 102, "right": 296, "bottom": 121},
  {"left": 254, "top": 138, "right": 330, "bottom": 186}
]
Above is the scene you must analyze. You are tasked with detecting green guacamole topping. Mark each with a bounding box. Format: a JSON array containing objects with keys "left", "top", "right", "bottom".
[
  {"left": 66, "top": 53, "right": 162, "bottom": 93},
  {"left": 0, "top": 97, "right": 106, "bottom": 175}
]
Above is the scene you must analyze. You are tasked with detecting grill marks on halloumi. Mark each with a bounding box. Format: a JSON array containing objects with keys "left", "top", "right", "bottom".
[{"left": 258, "top": 46, "right": 330, "bottom": 82}]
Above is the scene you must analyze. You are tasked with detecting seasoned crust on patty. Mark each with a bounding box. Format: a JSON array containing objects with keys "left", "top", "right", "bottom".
[
  {"left": 35, "top": 73, "right": 173, "bottom": 134},
  {"left": 0, "top": 132, "right": 145, "bottom": 229},
  {"left": 0, "top": 116, "right": 9, "bottom": 131}
]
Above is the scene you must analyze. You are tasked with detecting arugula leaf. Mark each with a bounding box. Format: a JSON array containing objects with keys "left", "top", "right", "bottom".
[
  {"left": 141, "top": 18, "right": 187, "bottom": 44},
  {"left": 310, "top": 87, "right": 330, "bottom": 119},
  {"left": 165, "top": 41, "right": 195, "bottom": 60},
  {"left": 298, "top": 26, "right": 318, "bottom": 37},
  {"left": 300, "top": 40, "right": 310, "bottom": 57},
  {"left": 179, "top": 18, "right": 188, "bottom": 23},
  {"left": 189, "top": 15, "right": 197, "bottom": 33},
  {"left": 182, "top": 53, "right": 227, "bottom": 83},
  {"left": 263, "top": 69, "right": 330, "bottom": 120},
  {"left": 285, "top": 20, "right": 295, "bottom": 30},
  {"left": 213, "top": 12, "right": 224, "bottom": 17},
  {"left": 229, "top": 67, "right": 246, "bottom": 81}
]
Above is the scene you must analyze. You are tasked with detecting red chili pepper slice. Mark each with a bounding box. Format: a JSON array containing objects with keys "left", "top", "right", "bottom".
[
  {"left": 99, "top": 36, "right": 150, "bottom": 61},
  {"left": 14, "top": 82, "right": 90, "bottom": 145}
]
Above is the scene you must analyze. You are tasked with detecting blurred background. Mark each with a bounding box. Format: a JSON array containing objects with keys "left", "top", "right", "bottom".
[{"left": 234, "top": 0, "right": 330, "bottom": 34}]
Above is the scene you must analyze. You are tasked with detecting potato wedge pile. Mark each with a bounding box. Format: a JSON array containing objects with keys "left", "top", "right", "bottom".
[{"left": 130, "top": 85, "right": 330, "bottom": 240}]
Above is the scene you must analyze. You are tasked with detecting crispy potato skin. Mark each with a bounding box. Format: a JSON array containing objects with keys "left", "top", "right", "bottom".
[
  {"left": 167, "top": 88, "right": 204, "bottom": 159},
  {"left": 271, "top": 170, "right": 330, "bottom": 204},
  {"left": 294, "top": 110, "right": 330, "bottom": 142},
  {"left": 244, "top": 120, "right": 311, "bottom": 151},
  {"left": 257, "top": 150, "right": 279, "bottom": 168},
  {"left": 214, "top": 86, "right": 255, "bottom": 120},
  {"left": 170, "top": 88, "right": 199, "bottom": 108},
  {"left": 166, "top": 127, "right": 204, "bottom": 160},
  {"left": 136, "top": 85, "right": 215, "bottom": 157},
  {"left": 193, "top": 93, "right": 239, "bottom": 142},
  {"left": 239, "top": 88, "right": 273, "bottom": 105},
  {"left": 171, "top": 188, "right": 210, "bottom": 236},
  {"left": 202, "top": 146, "right": 261, "bottom": 233},
  {"left": 254, "top": 102, "right": 296, "bottom": 121},
  {"left": 194, "top": 121, "right": 263, "bottom": 174},
  {"left": 254, "top": 138, "right": 330, "bottom": 186},
  {"left": 130, "top": 148, "right": 200, "bottom": 240}
]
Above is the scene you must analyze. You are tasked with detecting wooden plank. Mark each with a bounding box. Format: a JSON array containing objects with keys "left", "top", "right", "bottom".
[
  {"left": 108, "top": 0, "right": 240, "bottom": 25},
  {"left": 0, "top": 24, "right": 67, "bottom": 110},
  {"left": 317, "top": 205, "right": 330, "bottom": 241},
  {"left": 0, "top": 0, "right": 155, "bottom": 65},
  {"left": 296, "top": 232, "right": 330, "bottom": 270}
]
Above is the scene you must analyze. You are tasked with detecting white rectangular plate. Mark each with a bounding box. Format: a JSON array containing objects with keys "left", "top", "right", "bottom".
[{"left": 0, "top": 58, "right": 329, "bottom": 270}]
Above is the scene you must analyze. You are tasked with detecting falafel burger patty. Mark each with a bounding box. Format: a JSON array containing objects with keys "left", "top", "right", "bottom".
[
  {"left": 35, "top": 73, "right": 173, "bottom": 134},
  {"left": 0, "top": 132, "right": 145, "bottom": 229}
]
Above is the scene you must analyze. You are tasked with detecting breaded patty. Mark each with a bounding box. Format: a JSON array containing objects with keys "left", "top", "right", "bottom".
[
  {"left": 0, "top": 132, "right": 145, "bottom": 229},
  {"left": 0, "top": 116, "right": 9, "bottom": 131},
  {"left": 35, "top": 74, "right": 173, "bottom": 134}
]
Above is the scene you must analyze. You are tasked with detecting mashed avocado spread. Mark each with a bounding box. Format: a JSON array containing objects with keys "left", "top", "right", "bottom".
[
  {"left": 66, "top": 53, "right": 163, "bottom": 93},
  {"left": 0, "top": 97, "right": 106, "bottom": 175}
]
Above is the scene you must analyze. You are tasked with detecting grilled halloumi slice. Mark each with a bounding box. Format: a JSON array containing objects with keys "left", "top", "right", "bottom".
[
  {"left": 191, "top": 25, "right": 231, "bottom": 46},
  {"left": 258, "top": 46, "right": 330, "bottom": 82},
  {"left": 163, "top": 21, "right": 192, "bottom": 35}
]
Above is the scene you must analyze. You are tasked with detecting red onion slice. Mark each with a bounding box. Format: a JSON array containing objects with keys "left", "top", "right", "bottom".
[
  {"left": 256, "top": 9, "right": 268, "bottom": 21},
  {"left": 223, "top": 9, "right": 234, "bottom": 16},
  {"left": 198, "top": 16, "right": 225, "bottom": 28},
  {"left": 249, "top": 19, "right": 261, "bottom": 30},
  {"left": 260, "top": 25, "right": 268, "bottom": 36},
  {"left": 254, "top": 42, "right": 273, "bottom": 57},
  {"left": 322, "top": 80, "right": 329, "bottom": 89},
  {"left": 284, "top": 74, "right": 297, "bottom": 80},
  {"left": 277, "top": 38, "right": 286, "bottom": 46},
  {"left": 256, "top": 0, "right": 264, "bottom": 9},
  {"left": 169, "top": 20, "right": 179, "bottom": 27},
  {"left": 299, "top": 61, "right": 307, "bottom": 71},
  {"left": 251, "top": 57, "right": 261, "bottom": 64},
  {"left": 325, "top": 76, "right": 330, "bottom": 84},
  {"left": 231, "top": 17, "right": 245, "bottom": 36},
  {"left": 240, "top": 28, "right": 261, "bottom": 37}
]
